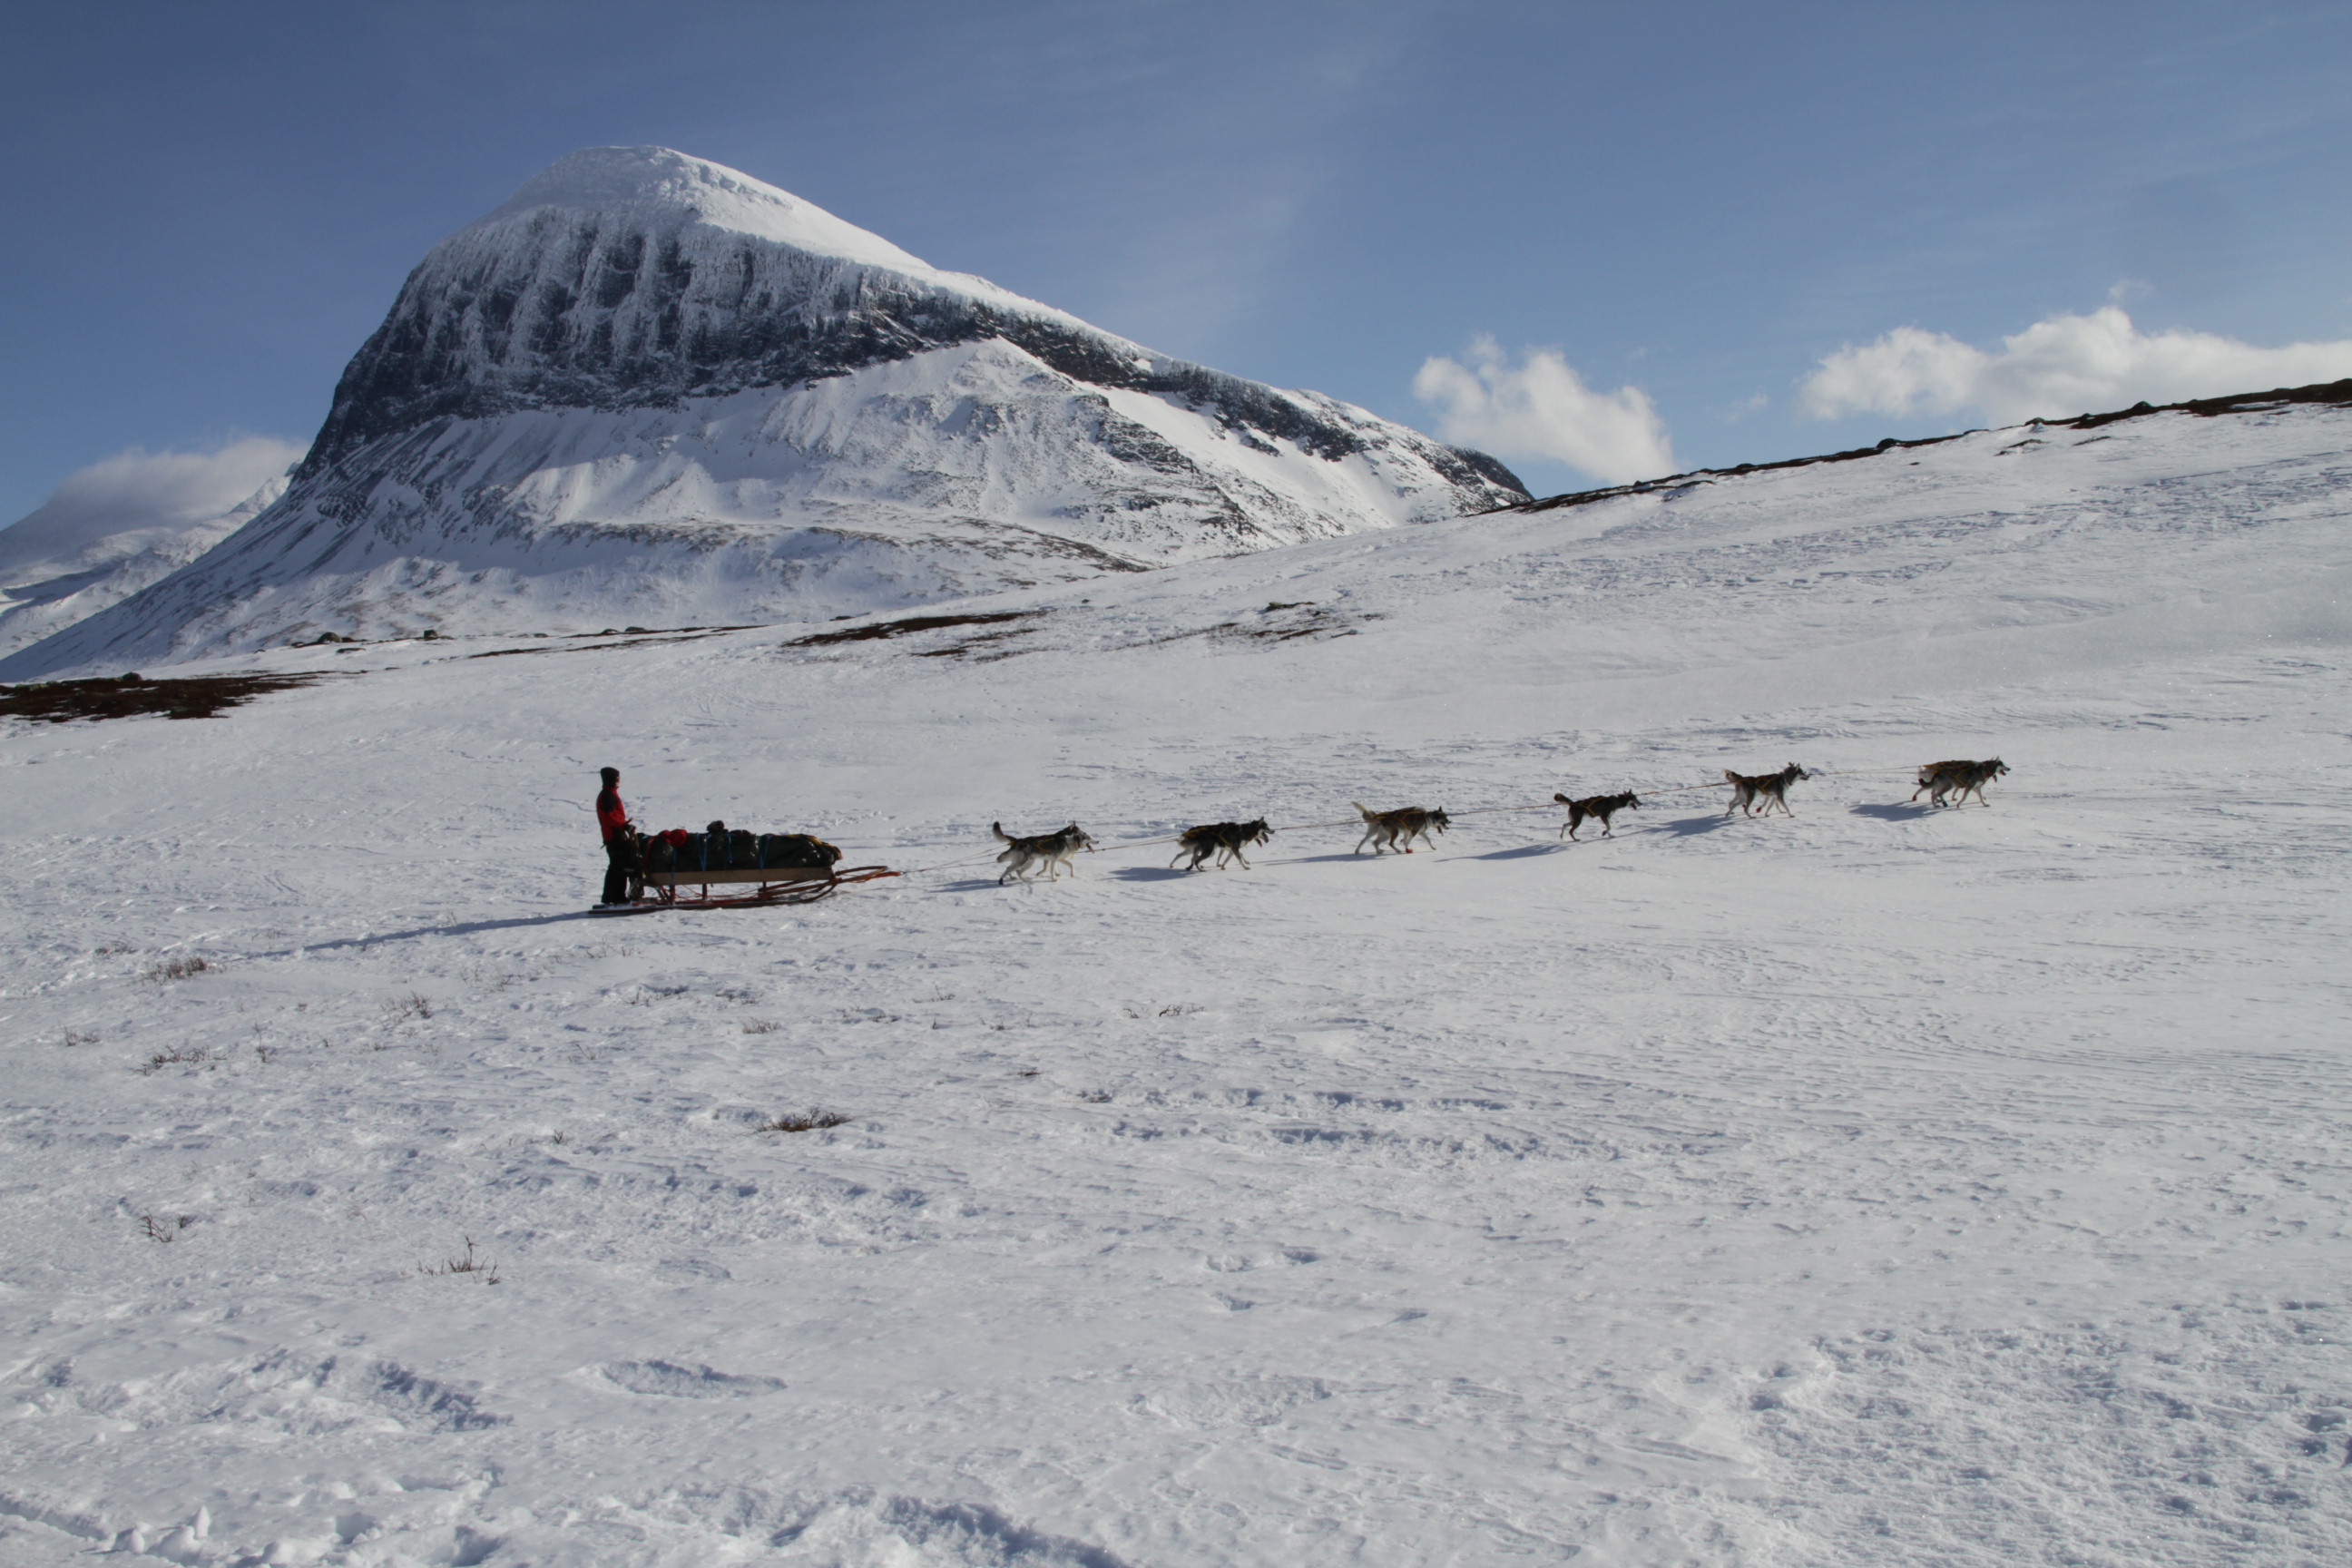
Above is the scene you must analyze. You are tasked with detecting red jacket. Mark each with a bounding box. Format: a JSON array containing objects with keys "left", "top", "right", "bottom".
[{"left": 596, "top": 788, "right": 628, "bottom": 843}]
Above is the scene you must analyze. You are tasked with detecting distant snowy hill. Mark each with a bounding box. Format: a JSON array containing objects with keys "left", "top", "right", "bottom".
[
  {"left": 0, "top": 439, "right": 299, "bottom": 658},
  {"left": 1, "top": 147, "right": 1523, "bottom": 679}
]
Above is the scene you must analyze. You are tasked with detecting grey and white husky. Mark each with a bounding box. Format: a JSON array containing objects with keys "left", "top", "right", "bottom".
[
  {"left": 1171, "top": 818, "right": 1273, "bottom": 871},
  {"left": 1911, "top": 758, "right": 2008, "bottom": 808},
  {"left": 1723, "top": 764, "right": 1810, "bottom": 818},
  {"left": 992, "top": 821, "right": 1097, "bottom": 883},
  {"left": 1352, "top": 801, "right": 1450, "bottom": 855},
  {"left": 1553, "top": 790, "right": 1641, "bottom": 840}
]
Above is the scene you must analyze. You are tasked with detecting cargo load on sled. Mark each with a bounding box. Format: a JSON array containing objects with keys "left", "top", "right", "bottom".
[{"left": 610, "top": 820, "right": 894, "bottom": 909}]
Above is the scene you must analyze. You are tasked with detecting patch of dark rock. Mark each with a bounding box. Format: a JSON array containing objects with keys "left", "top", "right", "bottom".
[
  {"left": 466, "top": 625, "right": 753, "bottom": 659},
  {"left": 0, "top": 671, "right": 332, "bottom": 723},
  {"left": 1504, "top": 377, "right": 2352, "bottom": 516},
  {"left": 787, "top": 610, "right": 1046, "bottom": 647},
  {"left": 911, "top": 624, "right": 1050, "bottom": 661},
  {"left": 2068, "top": 376, "right": 2352, "bottom": 429},
  {"left": 1140, "top": 604, "right": 1362, "bottom": 649}
]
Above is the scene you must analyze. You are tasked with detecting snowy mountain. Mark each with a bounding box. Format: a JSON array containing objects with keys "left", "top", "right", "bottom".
[
  {"left": 0, "top": 148, "right": 1524, "bottom": 680},
  {"left": 0, "top": 440, "right": 298, "bottom": 658},
  {"left": 3, "top": 391, "right": 2347, "bottom": 1565}
]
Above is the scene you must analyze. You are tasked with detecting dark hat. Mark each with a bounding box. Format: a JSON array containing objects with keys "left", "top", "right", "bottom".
[{"left": 600, "top": 767, "right": 620, "bottom": 781}]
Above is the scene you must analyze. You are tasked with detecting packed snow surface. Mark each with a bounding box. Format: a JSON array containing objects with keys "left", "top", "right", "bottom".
[{"left": 2, "top": 402, "right": 2347, "bottom": 1565}]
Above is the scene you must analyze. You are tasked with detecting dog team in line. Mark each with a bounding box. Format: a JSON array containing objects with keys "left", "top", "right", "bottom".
[{"left": 985, "top": 758, "right": 2011, "bottom": 884}]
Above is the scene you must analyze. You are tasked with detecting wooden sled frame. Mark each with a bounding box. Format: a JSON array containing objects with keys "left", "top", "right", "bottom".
[{"left": 632, "top": 864, "right": 898, "bottom": 908}]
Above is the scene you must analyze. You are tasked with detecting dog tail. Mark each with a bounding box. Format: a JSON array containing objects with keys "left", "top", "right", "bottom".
[
  {"left": 1553, "top": 792, "right": 1571, "bottom": 805},
  {"left": 991, "top": 821, "right": 1013, "bottom": 844},
  {"left": 1351, "top": 800, "right": 1375, "bottom": 820}
]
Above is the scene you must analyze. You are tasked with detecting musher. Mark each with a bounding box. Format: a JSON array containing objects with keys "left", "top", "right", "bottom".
[{"left": 595, "top": 766, "right": 636, "bottom": 906}]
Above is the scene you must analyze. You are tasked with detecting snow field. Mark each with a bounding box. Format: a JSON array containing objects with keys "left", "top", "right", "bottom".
[{"left": 1, "top": 405, "right": 2347, "bottom": 1564}]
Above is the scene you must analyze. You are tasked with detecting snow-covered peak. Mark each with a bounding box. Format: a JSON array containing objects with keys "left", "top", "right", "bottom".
[
  {"left": 473, "top": 146, "right": 938, "bottom": 276},
  {"left": 0, "top": 149, "right": 1525, "bottom": 675},
  {"left": 292, "top": 146, "right": 1520, "bottom": 504}
]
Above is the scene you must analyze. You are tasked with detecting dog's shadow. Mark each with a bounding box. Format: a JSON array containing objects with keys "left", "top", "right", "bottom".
[
  {"left": 1472, "top": 842, "right": 1571, "bottom": 860},
  {"left": 1111, "top": 865, "right": 1196, "bottom": 883},
  {"left": 1850, "top": 802, "right": 1932, "bottom": 821},
  {"left": 1657, "top": 814, "right": 1736, "bottom": 837}
]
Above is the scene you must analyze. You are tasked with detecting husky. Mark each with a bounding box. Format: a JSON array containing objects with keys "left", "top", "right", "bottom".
[
  {"left": 1912, "top": 758, "right": 2008, "bottom": 808},
  {"left": 1553, "top": 790, "right": 1641, "bottom": 840},
  {"left": 1723, "top": 764, "right": 1810, "bottom": 818},
  {"left": 1171, "top": 818, "right": 1273, "bottom": 871},
  {"left": 1352, "top": 801, "right": 1448, "bottom": 855},
  {"left": 991, "top": 821, "right": 1097, "bottom": 883}
]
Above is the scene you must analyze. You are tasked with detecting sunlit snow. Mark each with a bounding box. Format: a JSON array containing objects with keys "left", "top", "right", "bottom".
[{"left": 2, "top": 401, "right": 2346, "bottom": 1564}]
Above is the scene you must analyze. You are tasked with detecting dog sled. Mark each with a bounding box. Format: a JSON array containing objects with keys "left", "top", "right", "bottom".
[
  {"left": 596, "top": 824, "right": 897, "bottom": 912},
  {"left": 611, "top": 861, "right": 899, "bottom": 910}
]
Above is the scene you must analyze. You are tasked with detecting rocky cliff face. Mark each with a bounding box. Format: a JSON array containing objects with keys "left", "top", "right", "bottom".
[{"left": 4, "top": 148, "right": 1524, "bottom": 677}]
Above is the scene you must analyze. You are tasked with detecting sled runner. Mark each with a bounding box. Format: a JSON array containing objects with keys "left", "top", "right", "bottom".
[{"left": 603, "top": 863, "right": 899, "bottom": 911}]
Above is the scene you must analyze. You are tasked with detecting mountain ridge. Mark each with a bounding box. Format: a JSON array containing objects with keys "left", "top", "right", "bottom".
[
  {"left": 303, "top": 146, "right": 1517, "bottom": 495},
  {"left": 2, "top": 148, "right": 1524, "bottom": 680}
]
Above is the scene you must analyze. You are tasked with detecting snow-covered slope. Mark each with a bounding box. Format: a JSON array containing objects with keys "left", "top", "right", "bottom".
[
  {"left": 0, "top": 441, "right": 298, "bottom": 657},
  {"left": 1, "top": 149, "right": 1523, "bottom": 679},
  {"left": 1, "top": 398, "right": 2346, "bottom": 1566}
]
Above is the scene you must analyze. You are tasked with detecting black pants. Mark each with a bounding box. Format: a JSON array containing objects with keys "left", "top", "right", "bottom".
[{"left": 603, "top": 838, "right": 637, "bottom": 905}]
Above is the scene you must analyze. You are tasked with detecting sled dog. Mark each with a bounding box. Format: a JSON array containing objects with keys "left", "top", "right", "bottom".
[
  {"left": 1352, "top": 801, "right": 1449, "bottom": 855},
  {"left": 1171, "top": 818, "right": 1273, "bottom": 871},
  {"left": 992, "top": 821, "right": 1097, "bottom": 883},
  {"left": 1723, "top": 764, "right": 1810, "bottom": 818},
  {"left": 1912, "top": 758, "right": 2008, "bottom": 808},
  {"left": 1553, "top": 790, "right": 1641, "bottom": 840}
]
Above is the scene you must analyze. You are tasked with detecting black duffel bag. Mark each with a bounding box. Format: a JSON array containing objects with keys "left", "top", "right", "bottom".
[{"left": 759, "top": 832, "right": 842, "bottom": 868}]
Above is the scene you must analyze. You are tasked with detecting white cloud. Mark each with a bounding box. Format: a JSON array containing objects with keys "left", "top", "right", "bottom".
[
  {"left": 0, "top": 437, "right": 305, "bottom": 570},
  {"left": 1414, "top": 338, "right": 1675, "bottom": 485},
  {"left": 1800, "top": 307, "right": 2352, "bottom": 426}
]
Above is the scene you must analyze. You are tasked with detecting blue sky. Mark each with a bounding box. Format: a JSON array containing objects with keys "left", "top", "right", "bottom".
[{"left": 5, "top": 0, "right": 2350, "bottom": 520}]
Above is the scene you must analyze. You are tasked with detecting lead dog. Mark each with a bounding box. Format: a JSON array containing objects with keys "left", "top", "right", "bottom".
[
  {"left": 1171, "top": 818, "right": 1273, "bottom": 871},
  {"left": 1553, "top": 790, "right": 1641, "bottom": 840},
  {"left": 1912, "top": 758, "right": 2008, "bottom": 808},
  {"left": 1352, "top": 801, "right": 1449, "bottom": 854},
  {"left": 992, "top": 821, "right": 1097, "bottom": 883},
  {"left": 1723, "top": 764, "right": 1810, "bottom": 817}
]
